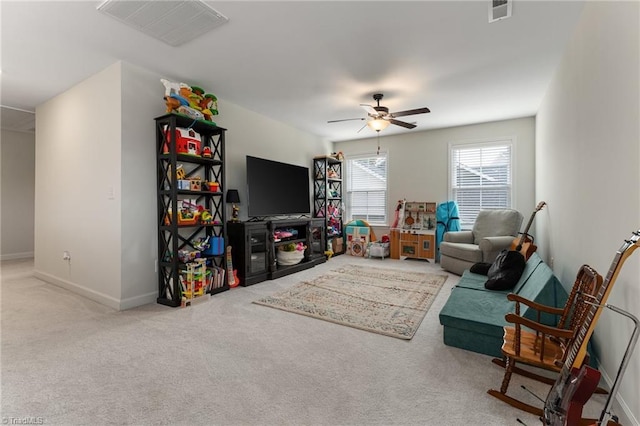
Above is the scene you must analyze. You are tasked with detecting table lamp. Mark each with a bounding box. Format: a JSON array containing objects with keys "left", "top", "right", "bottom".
[{"left": 226, "top": 189, "right": 241, "bottom": 222}]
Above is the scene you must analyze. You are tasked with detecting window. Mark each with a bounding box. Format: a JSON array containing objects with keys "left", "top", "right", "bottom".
[
  {"left": 449, "top": 140, "right": 513, "bottom": 228},
  {"left": 346, "top": 153, "right": 388, "bottom": 225}
]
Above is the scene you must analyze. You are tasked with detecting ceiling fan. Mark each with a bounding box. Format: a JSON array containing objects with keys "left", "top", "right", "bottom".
[{"left": 328, "top": 93, "right": 431, "bottom": 132}]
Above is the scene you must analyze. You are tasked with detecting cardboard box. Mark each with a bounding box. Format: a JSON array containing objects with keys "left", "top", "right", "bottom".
[{"left": 331, "top": 237, "right": 343, "bottom": 254}]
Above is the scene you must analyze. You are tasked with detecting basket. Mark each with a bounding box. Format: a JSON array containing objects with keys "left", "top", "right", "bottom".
[{"left": 277, "top": 248, "right": 304, "bottom": 266}]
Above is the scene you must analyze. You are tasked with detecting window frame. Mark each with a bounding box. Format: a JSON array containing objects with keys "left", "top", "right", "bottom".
[
  {"left": 345, "top": 151, "right": 389, "bottom": 226},
  {"left": 448, "top": 138, "right": 515, "bottom": 229}
]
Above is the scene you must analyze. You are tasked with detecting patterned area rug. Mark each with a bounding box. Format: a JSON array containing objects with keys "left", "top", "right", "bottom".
[{"left": 253, "top": 264, "right": 448, "bottom": 340}]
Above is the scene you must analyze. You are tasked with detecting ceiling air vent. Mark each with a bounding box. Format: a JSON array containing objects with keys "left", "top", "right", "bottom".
[
  {"left": 489, "top": 0, "right": 512, "bottom": 23},
  {"left": 97, "top": 0, "right": 229, "bottom": 47}
]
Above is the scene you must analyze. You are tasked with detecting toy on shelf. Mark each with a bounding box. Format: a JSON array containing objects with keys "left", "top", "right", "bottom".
[
  {"left": 180, "top": 258, "right": 211, "bottom": 306},
  {"left": 164, "top": 127, "right": 202, "bottom": 156},
  {"left": 326, "top": 204, "right": 341, "bottom": 236},
  {"left": 177, "top": 208, "right": 199, "bottom": 226},
  {"left": 193, "top": 236, "right": 210, "bottom": 251},
  {"left": 273, "top": 228, "right": 298, "bottom": 242},
  {"left": 189, "top": 179, "right": 202, "bottom": 191},
  {"left": 199, "top": 94, "right": 219, "bottom": 121},
  {"left": 160, "top": 79, "right": 219, "bottom": 123},
  {"left": 203, "top": 181, "right": 219, "bottom": 192},
  {"left": 199, "top": 208, "right": 214, "bottom": 224},
  {"left": 178, "top": 249, "right": 201, "bottom": 263},
  {"left": 398, "top": 201, "right": 436, "bottom": 230}
]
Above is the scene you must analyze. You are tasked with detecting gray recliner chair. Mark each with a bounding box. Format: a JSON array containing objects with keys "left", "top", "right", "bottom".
[{"left": 439, "top": 209, "right": 524, "bottom": 276}]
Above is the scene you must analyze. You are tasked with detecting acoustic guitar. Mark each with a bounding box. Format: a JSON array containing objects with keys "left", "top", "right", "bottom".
[
  {"left": 543, "top": 229, "right": 640, "bottom": 425},
  {"left": 226, "top": 245, "right": 240, "bottom": 288},
  {"left": 511, "top": 201, "right": 546, "bottom": 260}
]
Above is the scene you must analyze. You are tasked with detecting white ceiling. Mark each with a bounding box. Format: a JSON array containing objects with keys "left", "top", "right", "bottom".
[{"left": 0, "top": 1, "right": 585, "bottom": 141}]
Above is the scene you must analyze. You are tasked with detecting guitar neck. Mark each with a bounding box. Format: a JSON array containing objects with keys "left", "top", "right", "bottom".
[
  {"left": 564, "top": 234, "right": 639, "bottom": 372},
  {"left": 516, "top": 202, "right": 545, "bottom": 248}
]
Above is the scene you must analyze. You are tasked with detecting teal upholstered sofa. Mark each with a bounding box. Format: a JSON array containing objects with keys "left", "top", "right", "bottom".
[{"left": 438, "top": 252, "right": 568, "bottom": 358}]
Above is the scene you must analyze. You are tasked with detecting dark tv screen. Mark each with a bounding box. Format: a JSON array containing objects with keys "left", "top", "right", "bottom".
[{"left": 246, "top": 156, "right": 311, "bottom": 218}]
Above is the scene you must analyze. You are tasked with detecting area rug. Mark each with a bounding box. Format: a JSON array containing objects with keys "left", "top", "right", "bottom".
[{"left": 253, "top": 264, "right": 448, "bottom": 340}]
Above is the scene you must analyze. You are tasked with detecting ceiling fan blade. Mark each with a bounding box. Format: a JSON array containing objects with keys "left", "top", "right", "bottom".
[
  {"left": 389, "top": 107, "right": 431, "bottom": 118},
  {"left": 327, "top": 118, "right": 366, "bottom": 123},
  {"left": 389, "top": 118, "right": 416, "bottom": 129},
  {"left": 356, "top": 123, "right": 367, "bottom": 133},
  {"left": 360, "top": 104, "right": 378, "bottom": 116}
]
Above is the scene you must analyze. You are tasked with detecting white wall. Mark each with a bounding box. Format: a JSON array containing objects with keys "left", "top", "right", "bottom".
[
  {"left": 0, "top": 129, "right": 35, "bottom": 260},
  {"left": 35, "top": 62, "right": 124, "bottom": 307},
  {"left": 334, "top": 117, "right": 535, "bottom": 234},
  {"left": 215, "top": 101, "right": 331, "bottom": 222},
  {"left": 120, "top": 62, "right": 166, "bottom": 308},
  {"left": 536, "top": 2, "right": 639, "bottom": 424},
  {"left": 32, "top": 61, "right": 330, "bottom": 309}
]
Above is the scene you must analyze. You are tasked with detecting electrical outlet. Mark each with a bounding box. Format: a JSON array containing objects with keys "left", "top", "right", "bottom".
[
  {"left": 63, "top": 251, "right": 71, "bottom": 261},
  {"left": 550, "top": 257, "right": 554, "bottom": 269}
]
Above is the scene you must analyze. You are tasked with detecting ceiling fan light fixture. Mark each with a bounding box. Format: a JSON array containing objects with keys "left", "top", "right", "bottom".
[{"left": 367, "top": 118, "right": 390, "bottom": 132}]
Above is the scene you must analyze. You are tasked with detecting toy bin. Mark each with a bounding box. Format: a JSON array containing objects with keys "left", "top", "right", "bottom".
[
  {"left": 203, "top": 237, "right": 224, "bottom": 256},
  {"left": 368, "top": 242, "right": 390, "bottom": 259},
  {"left": 277, "top": 248, "right": 304, "bottom": 266}
]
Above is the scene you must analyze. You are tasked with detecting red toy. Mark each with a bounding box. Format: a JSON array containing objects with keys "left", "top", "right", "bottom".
[{"left": 164, "top": 127, "right": 201, "bottom": 156}]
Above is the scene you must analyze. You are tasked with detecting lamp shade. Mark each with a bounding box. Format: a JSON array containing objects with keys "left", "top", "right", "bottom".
[
  {"left": 226, "top": 189, "right": 240, "bottom": 203},
  {"left": 367, "top": 118, "right": 390, "bottom": 132}
]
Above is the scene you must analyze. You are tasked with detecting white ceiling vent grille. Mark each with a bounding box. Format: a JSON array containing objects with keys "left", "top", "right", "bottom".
[
  {"left": 97, "top": 0, "right": 229, "bottom": 47},
  {"left": 489, "top": 0, "right": 512, "bottom": 23}
]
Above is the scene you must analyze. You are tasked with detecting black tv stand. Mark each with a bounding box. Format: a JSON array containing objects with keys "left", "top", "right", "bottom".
[{"left": 227, "top": 218, "right": 326, "bottom": 286}]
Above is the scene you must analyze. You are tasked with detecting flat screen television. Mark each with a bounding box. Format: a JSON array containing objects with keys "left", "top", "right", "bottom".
[{"left": 246, "top": 156, "right": 311, "bottom": 218}]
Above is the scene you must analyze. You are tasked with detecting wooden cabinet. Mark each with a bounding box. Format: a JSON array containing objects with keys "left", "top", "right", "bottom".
[
  {"left": 227, "top": 221, "right": 270, "bottom": 286},
  {"left": 227, "top": 219, "right": 326, "bottom": 286},
  {"left": 398, "top": 230, "right": 435, "bottom": 261}
]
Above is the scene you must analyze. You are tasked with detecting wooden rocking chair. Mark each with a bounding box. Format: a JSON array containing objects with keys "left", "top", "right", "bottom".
[{"left": 487, "top": 264, "right": 603, "bottom": 416}]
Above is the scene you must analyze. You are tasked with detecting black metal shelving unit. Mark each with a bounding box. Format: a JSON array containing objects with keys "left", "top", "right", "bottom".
[
  {"left": 155, "top": 113, "right": 228, "bottom": 307},
  {"left": 313, "top": 156, "right": 344, "bottom": 254}
]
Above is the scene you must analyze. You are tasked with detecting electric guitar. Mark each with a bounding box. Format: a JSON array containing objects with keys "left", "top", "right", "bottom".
[
  {"left": 226, "top": 245, "right": 240, "bottom": 288},
  {"left": 511, "top": 201, "right": 546, "bottom": 260},
  {"left": 543, "top": 229, "right": 640, "bottom": 425}
]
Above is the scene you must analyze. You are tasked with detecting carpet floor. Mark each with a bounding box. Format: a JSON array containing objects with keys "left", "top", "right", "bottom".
[
  {"left": 254, "top": 264, "right": 447, "bottom": 339},
  {"left": 0, "top": 256, "right": 608, "bottom": 425}
]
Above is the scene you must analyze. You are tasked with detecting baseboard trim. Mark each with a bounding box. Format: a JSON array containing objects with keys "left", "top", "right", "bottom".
[
  {"left": 1, "top": 251, "right": 34, "bottom": 261},
  {"left": 596, "top": 356, "right": 639, "bottom": 426},
  {"left": 33, "top": 270, "right": 158, "bottom": 311},
  {"left": 34, "top": 270, "right": 122, "bottom": 311},
  {"left": 119, "top": 291, "right": 157, "bottom": 310}
]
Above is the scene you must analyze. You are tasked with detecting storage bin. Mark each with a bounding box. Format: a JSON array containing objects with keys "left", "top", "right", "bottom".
[
  {"left": 277, "top": 249, "right": 304, "bottom": 266},
  {"left": 203, "top": 236, "right": 224, "bottom": 256}
]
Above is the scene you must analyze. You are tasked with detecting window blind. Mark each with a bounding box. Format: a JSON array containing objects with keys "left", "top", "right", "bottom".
[
  {"left": 450, "top": 142, "right": 512, "bottom": 227},
  {"left": 346, "top": 153, "right": 388, "bottom": 225}
]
